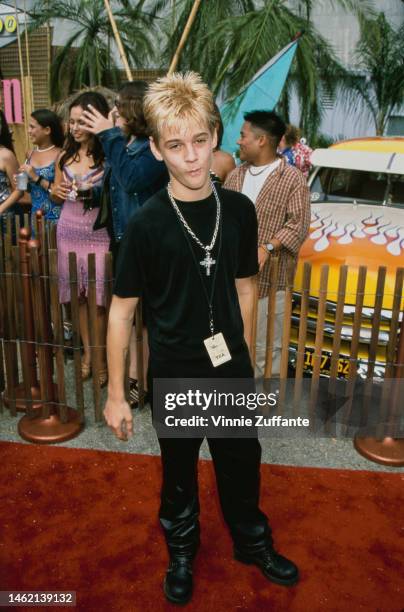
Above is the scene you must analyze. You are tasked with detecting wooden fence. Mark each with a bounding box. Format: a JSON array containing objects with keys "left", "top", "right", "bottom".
[
  {"left": 0, "top": 214, "right": 144, "bottom": 442},
  {"left": 259, "top": 258, "right": 404, "bottom": 383},
  {"left": 0, "top": 215, "right": 403, "bottom": 445}
]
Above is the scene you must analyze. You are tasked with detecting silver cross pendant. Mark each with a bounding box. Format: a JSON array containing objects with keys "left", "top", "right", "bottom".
[{"left": 200, "top": 251, "right": 216, "bottom": 276}]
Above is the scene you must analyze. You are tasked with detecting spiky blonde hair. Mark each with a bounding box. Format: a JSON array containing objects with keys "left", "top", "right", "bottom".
[{"left": 144, "top": 71, "right": 216, "bottom": 142}]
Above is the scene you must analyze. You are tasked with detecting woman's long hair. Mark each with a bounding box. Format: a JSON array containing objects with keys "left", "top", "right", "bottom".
[
  {"left": 59, "top": 92, "right": 109, "bottom": 170},
  {"left": 116, "top": 80, "right": 149, "bottom": 138},
  {"left": 31, "top": 109, "right": 65, "bottom": 148},
  {"left": 0, "top": 110, "right": 15, "bottom": 153}
]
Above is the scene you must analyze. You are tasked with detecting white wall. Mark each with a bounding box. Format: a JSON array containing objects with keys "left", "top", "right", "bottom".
[{"left": 288, "top": 0, "right": 404, "bottom": 139}]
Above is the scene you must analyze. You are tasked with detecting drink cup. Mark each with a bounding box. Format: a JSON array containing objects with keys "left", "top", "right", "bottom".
[
  {"left": 16, "top": 172, "right": 28, "bottom": 190},
  {"left": 76, "top": 180, "right": 93, "bottom": 210},
  {"left": 77, "top": 184, "right": 93, "bottom": 203}
]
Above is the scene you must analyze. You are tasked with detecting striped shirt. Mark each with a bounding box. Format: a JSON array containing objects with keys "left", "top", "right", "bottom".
[{"left": 224, "top": 157, "right": 311, "bottom": 296}]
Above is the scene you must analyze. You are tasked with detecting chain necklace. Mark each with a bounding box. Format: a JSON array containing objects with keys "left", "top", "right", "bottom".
[
  {"left": 167, "top": 180, "right": 221, "bottom": 277},
  {"left": 35, "top": 144, "right": 56, "bottom": 153},
  {"left": 248, "top": 161, "right": 276, "bottom": 176}
]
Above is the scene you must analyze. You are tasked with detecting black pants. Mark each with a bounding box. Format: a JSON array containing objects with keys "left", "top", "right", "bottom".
[
  {"left": 158, "top": 435, "right": 272, "bottom": 558},
  {"left": 148, "top": 353, "right": 272, "bottom": 558}
]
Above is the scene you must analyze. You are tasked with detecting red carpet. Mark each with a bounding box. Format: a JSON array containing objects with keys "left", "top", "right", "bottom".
[{"left": 0, "top": 441, "right": 403, "bottom": 612}]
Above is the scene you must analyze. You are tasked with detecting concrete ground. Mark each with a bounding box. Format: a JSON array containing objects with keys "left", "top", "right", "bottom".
[{"left": 0, "top": 360, "right": 401, "bottom": 473}]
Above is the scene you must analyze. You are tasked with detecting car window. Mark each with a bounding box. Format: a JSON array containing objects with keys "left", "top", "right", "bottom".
[
  {"left": 389, "top": 174, "right": 404, "bottom": 206},
  {"left": 310, "top": 168, "right": 392, "bottom": 205}
]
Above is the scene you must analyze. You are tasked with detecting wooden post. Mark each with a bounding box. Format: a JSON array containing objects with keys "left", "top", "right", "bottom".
[
  {"left": 18, "top": 243, "right": 83, "bottom": 443},
  {"left": 0, "top": 233, "right": 15, "bottom": 415},
  {"left": 49, "top": 249, "right": 67, "bottom": 423},
  {"left": 308, "top": 264, "right": 329, "bottom": 427},
  {"left": 103, "top": 0, "right": 133, "bottom": 81},
  {"left": 13, "top": 243, "right": 33, "bottom": 414},
  {"left": 328, "top": 265, "right": 348, "bottom": 383},
  {"left": 27, "top": 242, "right": 53, "bottom": 418},
  {"left": 354, "top": 268, "right": 404, "bottom": 466},
  {"left": 293, "top": 262, "right": 311, "bottom": 411},
  {"left": 87, "top": 253, "right": 103, "bottom": 422},
  {"left": 366, "top": 267, "right": 386, "bottom": 381},
  {"left": 168, "top": 0, "right": 203, "bottom": 74},
  {"left": 68, "top": 252, "right": 85, "bottom": 423},
  {"left": 384, "top": 268, "right": 404, "bottom": 380},
  {"left": 1, "top": 223, "right": 22, "bottom": 414},
  {"left": 263, "top": 256, "right": 279, "bottom": 380},
  {"left": 279, "top": 259, "right": 295, "bottom": 379},
  {"left": 311, "top": 265, "right": 329, "bottom": 381}
]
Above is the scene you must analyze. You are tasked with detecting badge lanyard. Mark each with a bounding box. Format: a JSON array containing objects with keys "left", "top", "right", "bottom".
[{"left": 169, "top": 192, "right": 223, "bottom": 338}]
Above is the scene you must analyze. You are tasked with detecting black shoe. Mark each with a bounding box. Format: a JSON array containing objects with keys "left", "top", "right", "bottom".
[
  {"left": 234, "top": 545, "right": 299, "bottom": 586},
  {"left": 163, "top": 556, "right": 194, "bottom": 605}
]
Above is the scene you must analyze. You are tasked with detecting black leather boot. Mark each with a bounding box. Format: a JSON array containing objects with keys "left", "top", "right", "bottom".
[
  {"left": 160, "top": 494, "right": 200, "bottom": 605},
  {"left": 234, "top": 544, "right": 299, "bottom": 586},
  {"left": 164, "top": 555, "right": 194, "bottom": 605}
]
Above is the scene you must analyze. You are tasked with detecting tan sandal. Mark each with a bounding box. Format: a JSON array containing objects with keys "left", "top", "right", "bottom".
[
  {"left": 81, "top": 360, "right": 92, "bottom": 381},
  {"left": 98, "top": 367, "right": 108, "bottom": 388}
]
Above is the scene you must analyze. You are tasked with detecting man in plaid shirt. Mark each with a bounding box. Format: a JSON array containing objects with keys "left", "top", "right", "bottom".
[{"left": 225, "top": 110, "right": 310, "bottom": 376}]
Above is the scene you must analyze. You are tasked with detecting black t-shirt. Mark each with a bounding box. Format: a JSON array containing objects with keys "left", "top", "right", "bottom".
[{"left": 114, "top": 185, "right": 258, "bottom": 368}]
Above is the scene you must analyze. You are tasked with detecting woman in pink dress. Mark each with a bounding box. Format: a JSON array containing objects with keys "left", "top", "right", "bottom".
[{"left": 51, "top": 92, "right": 110, "bottom": 385}]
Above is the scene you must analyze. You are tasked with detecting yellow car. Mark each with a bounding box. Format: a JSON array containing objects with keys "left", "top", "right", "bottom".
[{"left": 291, "top": 137, "right": 404, "bottom": 378}]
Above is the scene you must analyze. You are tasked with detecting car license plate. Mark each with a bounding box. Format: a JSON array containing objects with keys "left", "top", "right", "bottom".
[{"left": 304, "top": 350, "right": 350, "bottom": 377}]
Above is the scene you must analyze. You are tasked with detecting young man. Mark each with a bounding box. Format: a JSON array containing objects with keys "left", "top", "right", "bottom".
[
  {"left": 104, "top": 73, "right": 298, "bottom": 605},
  {"left": 225, "top": 111, "right": 310, "bottom": 377}
]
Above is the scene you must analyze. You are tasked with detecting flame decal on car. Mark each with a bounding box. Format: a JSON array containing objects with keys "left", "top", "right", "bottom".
[{"left": 309, "top": 208, "right": 404, "bottom": 255}]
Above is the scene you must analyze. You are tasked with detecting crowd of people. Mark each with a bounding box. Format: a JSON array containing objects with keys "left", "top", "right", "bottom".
[{"left": 0, "top": 81, "right": 311, "bottom": 399}]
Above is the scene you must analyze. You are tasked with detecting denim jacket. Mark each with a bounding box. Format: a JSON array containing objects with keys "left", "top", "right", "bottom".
[{"left": 95, "top": 127, "right": 168, "bottom": 241}]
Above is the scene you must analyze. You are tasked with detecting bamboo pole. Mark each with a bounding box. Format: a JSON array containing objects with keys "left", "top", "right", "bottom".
[
  {"left": 103, "top": 0, "right": 133, "bottom": 81},
  {"left": 14, "top": 0, "right": 29, "bottom": 148},
  {"left": 23, "top": 0, "right": 34, "bottom": 116},
  {"left": 46, "top": 0, "right": 52, "bottom": 103},
  {"left": 168, "top": 0, "right": 203, "bottom": 75}
]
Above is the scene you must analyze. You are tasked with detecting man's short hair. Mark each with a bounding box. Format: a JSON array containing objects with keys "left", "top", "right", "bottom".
[
  {"left": 144, "top": 71, "right": 216, "bottom": 142},
  {"left": 244, "top": 110, "right": 286, "bottom": 147}
]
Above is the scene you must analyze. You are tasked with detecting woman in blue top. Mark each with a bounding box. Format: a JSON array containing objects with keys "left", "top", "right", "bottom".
[
  {"left": 0, "top": 110, "right": 24, "bottom": 240},
  {"left": 18, "top": 109, "right": 64, "bottom": 226}
]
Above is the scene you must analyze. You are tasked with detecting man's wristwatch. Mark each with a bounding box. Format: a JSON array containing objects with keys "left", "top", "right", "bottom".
[{"left": 264, "top": 242, "right": 275, "bottom": 254}]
